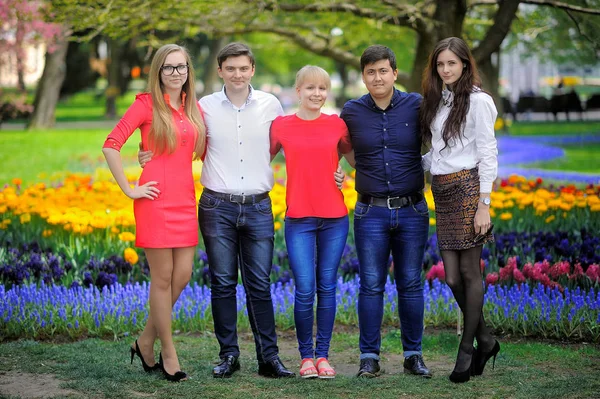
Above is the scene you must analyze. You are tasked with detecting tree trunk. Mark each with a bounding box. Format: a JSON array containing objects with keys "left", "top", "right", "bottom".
[
  {"left": 479, "top": 53, "right": 503, "bottom": 116},
  {"left": 407, "top": 0, "right": 467, "bottom": 93},
  {"left": 105, "top": 38, "right": 124, "bottom": 119},
  {"left": 200, "top": 37, "right": 227, "bottom": 98},
  {"left": 27, "top": 37, "right": 69, "bottom": 129},
  {"left": 15, "top": 20, "right": 26, "bottom": 91},
  {"left": 335, "top": 61, "right": 349, "bottom": 109}
]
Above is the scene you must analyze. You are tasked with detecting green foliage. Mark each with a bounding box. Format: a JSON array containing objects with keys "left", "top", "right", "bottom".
[{"left": 504, "top": 4, "right": 600, "bottom": 66}]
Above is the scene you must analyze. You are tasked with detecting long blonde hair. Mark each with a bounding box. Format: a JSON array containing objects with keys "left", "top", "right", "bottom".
[{"left": 147, "top": 44, "right": 206, "bottom": 159}]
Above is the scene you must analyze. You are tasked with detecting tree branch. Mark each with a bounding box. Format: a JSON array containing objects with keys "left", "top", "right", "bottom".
[
  {"left": 248, "top": 0, "right": 430, "bottom": 33},
  {"left": 564, "top": 9, "right": 600, "bottom": 53},
  {"left": 469, "top": 0, "right": 600, "bottom": 15},
  {"left": 472, "top": 0, "right": 521, "bottom": 61},
  {"left": 206, "top": 23, "right": 411, "bottom": 85}
]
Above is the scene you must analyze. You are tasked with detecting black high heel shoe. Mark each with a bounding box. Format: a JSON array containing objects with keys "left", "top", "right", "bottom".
[
  {"left": 472, "top": 340, "right": 500, "bottom": 376},
  {"left": 449, "top": 345, "right": 473, "bottom": 383},
  {"left": 129, "top": 340, "right": 159, "bottom": 372},
  {"left": 159, "top": 352, "right": 188, "bottom": 382}
]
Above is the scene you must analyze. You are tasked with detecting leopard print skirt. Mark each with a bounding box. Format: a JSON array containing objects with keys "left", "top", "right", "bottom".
[{"left": 431, "top": 168, "right": 494, "bottom": 251}]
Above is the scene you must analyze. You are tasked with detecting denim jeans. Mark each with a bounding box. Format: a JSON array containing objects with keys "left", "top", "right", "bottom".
[
  {"left": 285, "top": 216, "right": 349, "bottom": 360},
  {"left": 354, "top": 199, "right": 429, "bottom": 359},
  {"left": 198, "top": 191, "right": 278, "bottom": 363}
]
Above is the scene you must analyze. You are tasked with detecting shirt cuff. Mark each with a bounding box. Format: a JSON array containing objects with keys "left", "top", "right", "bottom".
[
  {"left": 103, "top": 138, "right": 123, "bottom": 151},
  {"left": 480, "top": 181, "right": 493, "bottom": 193}
]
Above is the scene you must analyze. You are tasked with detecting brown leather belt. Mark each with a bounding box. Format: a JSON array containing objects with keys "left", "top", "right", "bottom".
[
  {"left": 202, "top": 188, "right": 269, "bottom": 205},
  {"left": 358, "top": 191, "right": 423, "bottom": 209}
]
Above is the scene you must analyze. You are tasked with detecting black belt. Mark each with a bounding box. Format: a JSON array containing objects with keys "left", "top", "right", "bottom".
[
  {"left": 202, "top": 188, "right": 269, "bottom": 205},
  {"left": 358, "top": 191, "right": 423, "bottom": 209}
]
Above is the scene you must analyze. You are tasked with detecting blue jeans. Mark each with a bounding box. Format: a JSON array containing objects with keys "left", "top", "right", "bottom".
[
  {"left": 285, "top": 216, "right": 349, "bottom": 359},
  {"left": 354, "top": 199, "right": 429, "bottom": 359},
  {"left": 198, "top": 191, "right": 278, "bottom": 363}
]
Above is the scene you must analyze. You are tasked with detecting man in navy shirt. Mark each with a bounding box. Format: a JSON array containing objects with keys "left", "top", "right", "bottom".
[{"left": 340, "top": 45, "right": 432, "bottom": 378}]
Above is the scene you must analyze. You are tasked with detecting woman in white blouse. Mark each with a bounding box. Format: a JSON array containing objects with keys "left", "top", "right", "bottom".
[{"left": 420, "top": 37, "right": 500, "bottom": 383}]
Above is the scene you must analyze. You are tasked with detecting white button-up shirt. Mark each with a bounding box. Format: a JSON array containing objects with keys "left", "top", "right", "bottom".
[
  {"left": 199, "top": 86, "right": 283, "bottom": 195},
  {"left": 422, "top": 90, "right": 498, "bottom": 193}
]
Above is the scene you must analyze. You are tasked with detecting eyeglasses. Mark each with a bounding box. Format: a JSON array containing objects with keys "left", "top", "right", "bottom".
[{"left": 161, "top": 64, "right": 189, "bottom": 76}]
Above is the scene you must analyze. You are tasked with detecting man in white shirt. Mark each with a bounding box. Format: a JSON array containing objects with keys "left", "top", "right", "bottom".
[
  {"left": 140, "top": 43, "right": 294, "bottom": 379},
  {"left": 197, "top": 43, "right": 294, "bottom": 379}
]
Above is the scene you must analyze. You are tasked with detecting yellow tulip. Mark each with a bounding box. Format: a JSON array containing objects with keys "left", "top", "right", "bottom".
[
  {"left": 124, "top": 247, "right": 139, "bottom": 265},
  {"left": 118, "top": 231, "right": 136, "bottom": 242},
  {"left": 500, "top": 212, "right": 513, "bottom": 221},
  {"left": 20, "top": 213, "right": 31, "bottom": 224}
]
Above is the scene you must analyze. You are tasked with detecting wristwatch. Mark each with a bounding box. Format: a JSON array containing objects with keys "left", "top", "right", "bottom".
[{"left": 480, "top": 197, "right": 491, "bottom": 206}]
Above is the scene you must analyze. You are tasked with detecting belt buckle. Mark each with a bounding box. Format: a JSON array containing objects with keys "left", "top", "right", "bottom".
[
  {"left": 386, "top": 196, "right": 400, "bottom": 209},
  {"left": 229, "top": 193, "right": 246, "bottom": 203}
]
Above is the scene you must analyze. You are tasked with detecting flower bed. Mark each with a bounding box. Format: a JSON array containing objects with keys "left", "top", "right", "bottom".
[
  {"left": 2, "top": 278, "right": 598, "bottom": 342},
  {"left": 1, "top": 170, "right": 599, "bottom": 342}
]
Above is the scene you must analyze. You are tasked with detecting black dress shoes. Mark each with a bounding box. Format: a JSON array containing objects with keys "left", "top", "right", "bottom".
[
  {"left": 213, "top": 355, "right": 240, "bottom": 378},
  {"left": 258, "top": 357, "right": 295, "bottom": 378},
  {"left": 356, "top": 358, "right": 380, "bottom": 378},
  {"left": 403, "top": 354, "right": 432, "bottom": 378}
]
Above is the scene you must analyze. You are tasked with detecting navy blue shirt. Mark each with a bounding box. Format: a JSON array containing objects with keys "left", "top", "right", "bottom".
[{"left": 340, "top": 89, "right": 424, "bottom": 198}]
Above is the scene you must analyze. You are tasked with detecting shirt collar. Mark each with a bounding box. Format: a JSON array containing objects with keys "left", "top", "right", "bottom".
[
  {"left": 162, "top": 91, "right": 187, "bottom": 111},
  {"left": 219, "top": 84, "right": 255, "bottom": 107},
  {"left": 362, "top": 88, "right": 402, "bottom": 111}
]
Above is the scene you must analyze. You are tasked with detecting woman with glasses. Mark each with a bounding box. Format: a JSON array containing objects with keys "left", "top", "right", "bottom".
[{"left": 103, "top": 44, "right": 206, "bottom": 382}]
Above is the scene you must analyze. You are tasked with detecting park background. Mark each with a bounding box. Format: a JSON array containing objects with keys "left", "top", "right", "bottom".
[{"left": 1, "top": 1, "right": 600, "bottom": 398}]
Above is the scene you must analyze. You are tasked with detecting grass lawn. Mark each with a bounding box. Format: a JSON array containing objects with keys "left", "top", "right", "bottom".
[
  {"left": 507, "top": 121, "right": 600, "bottom": 136},
  {"left": 519, "top": 143, "right": 600, "bottom": 173},
  {"left": 0, "top": 128, "right": 141, "bottom": 186},
  {"left": 53, "top": 91, "right": 137, "bottom": 122},
  {"left": 0, "top": 330, "right": 598, "bottom": 399}
]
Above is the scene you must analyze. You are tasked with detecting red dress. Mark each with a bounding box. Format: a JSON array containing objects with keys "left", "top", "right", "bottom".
[{"left": 103, "top": 92, "right": 200, "bottom": 248}]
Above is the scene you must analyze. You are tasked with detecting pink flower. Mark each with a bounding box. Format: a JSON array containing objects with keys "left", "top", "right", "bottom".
[
  {"left": 499, "top": 262, "right": 515, "bottom": 281},
  {"left": 569, "top": 263, "right": 584, "bottom": 281},
  {"left": 549, "top": 261, "right": 571, "bottom": 279},
  {"left": 425, "top": 261, "right": 446, "bottom": 282},
  {"left": 522, "top": 263, "right": 534, "bottom": 279},
  {"left": 586, "top": 264, "right": 600, "bottom": 282},
  {"left": 480, "top": 259, "right": 486, "bottom": 273},
  {"left": 539, "top": 274, "right": 552, "bottom": 287},
  {"left": 485, "top": 272, "right": 499, "bottom": 285},
  {"left": 539, "top": 259, "right": 551, "bottom": 274},
  {"left": 506, "top": 256, "right": 518, "bottom": 269},
  {"left": 513, "top": 268, "right": 526, "bottom": 284}
]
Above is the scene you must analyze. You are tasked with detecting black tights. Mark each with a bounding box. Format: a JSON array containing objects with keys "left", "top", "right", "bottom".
[{"left": 441, "top": 246, "right": 495, "bottom": 372}]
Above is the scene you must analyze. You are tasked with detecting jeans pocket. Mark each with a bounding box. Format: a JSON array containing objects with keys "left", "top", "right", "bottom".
[
  {"left": 411, "top": 199, "right": 430, "bottom": 217},
  {"left": 254, "top": 197, "right": 273, "bottom": 216},
  {"left": 353, "top": 201, "right": 370, "bottom": 220},
  {"left": 199, "top": 193, "right": 220, "bottom": 210}
]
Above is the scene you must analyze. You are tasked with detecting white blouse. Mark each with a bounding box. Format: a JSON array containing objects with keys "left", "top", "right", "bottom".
[{"left": 422, "top": 90, "right": 498, "bottom": 193}]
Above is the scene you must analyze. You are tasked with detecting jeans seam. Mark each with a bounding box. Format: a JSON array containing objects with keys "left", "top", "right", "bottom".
[{"left": 238, "top": 238, "right": 266, "bottom": 362}]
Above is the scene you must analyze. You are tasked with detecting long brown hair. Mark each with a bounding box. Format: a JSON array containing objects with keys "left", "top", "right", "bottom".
[
  {"left": 147, "top": 44, "right": 206, "bottom": 159},
  {"left": 419, "top": 37, "right": 481, "bottom": 148}
]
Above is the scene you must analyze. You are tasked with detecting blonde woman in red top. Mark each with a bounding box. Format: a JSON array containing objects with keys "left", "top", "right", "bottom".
[
  {"left": 103, "top": 44, "right": 206, "bottom": 382},
  {"left": 270, "top": 65, "right": 354, "bottom": 379}
]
